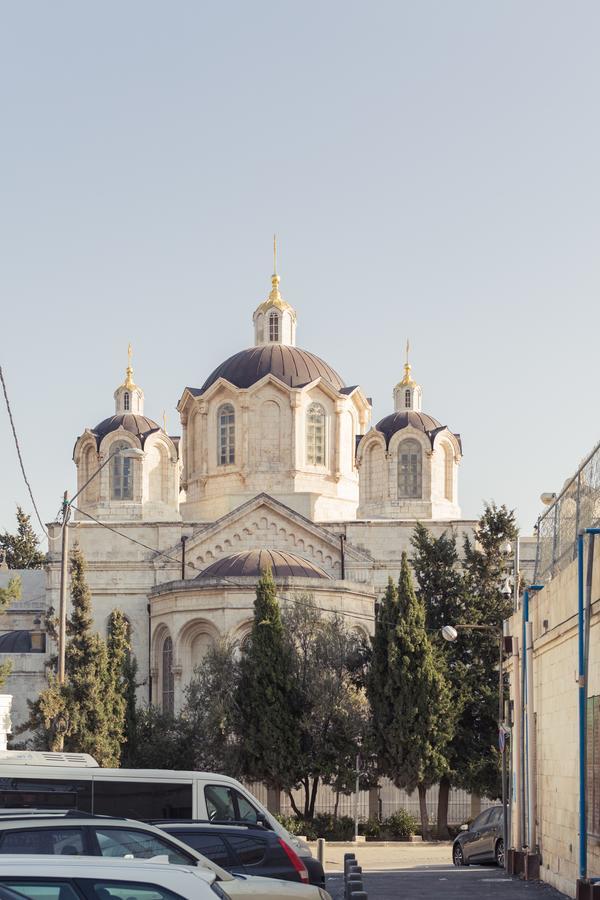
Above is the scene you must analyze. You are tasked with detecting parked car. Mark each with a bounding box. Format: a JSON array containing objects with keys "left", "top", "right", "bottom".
[
  {"left": 0, "top": 855, "right": 222, "bottom": 900},
  {"left": 152, "top": 819, "right": 325, "bottom": 887},
  {"left": 0, "top": 816, "right": 332, "bottom": 900},
  {"left": 452, "top": 805, "right": 504, "bottom": 867}
]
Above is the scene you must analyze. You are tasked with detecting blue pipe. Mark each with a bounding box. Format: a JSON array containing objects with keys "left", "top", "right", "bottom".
[{"left": 579, "top": 529, "right": 600, "bottom": 882}]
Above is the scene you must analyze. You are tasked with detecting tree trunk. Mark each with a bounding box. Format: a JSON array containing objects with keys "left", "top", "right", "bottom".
[
  {"left": 418, "top": 782, "right": 431, "bottom": 841},
  {"left": 333, "top": 789, "right": 340, "bottom": 820},
  {"left": 286, "top": 790, "right": 302, "bottom": 819},
  {"left": 436, "top": 775, "right": 451, "bottom": 839},
  {"left": 308, "top": 775, "right": 320, "bottom": 819},
  {"left": 303, "top": 777, "right": 310, "bottom": 819}
]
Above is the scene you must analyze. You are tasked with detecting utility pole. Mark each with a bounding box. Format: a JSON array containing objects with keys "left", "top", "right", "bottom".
[{"left": 57, "top": 491, "right": 71, "bottom": 685}]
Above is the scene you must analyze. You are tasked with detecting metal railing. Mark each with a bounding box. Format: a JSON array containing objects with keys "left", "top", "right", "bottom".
[{"left": 535, "top": 439, "right": 600, "bottom": 584}]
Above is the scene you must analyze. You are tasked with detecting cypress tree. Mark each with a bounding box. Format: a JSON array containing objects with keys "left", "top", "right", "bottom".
[
  {"left": 0, "top": 507, "right": 45, "bottom": 569},
  {"left": 26, "top": 545, "right": 126, "bottom": 765},
  {"left": 368, "top": 553, "right": 452, "bottom": 839},
  {"left": 0, "top": 577, "right": 21, "bottom": 688},
  {"left": 235, "top": 569, "right": 301, "bottom": 791}
]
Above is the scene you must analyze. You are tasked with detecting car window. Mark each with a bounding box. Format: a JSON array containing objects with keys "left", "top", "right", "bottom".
[
  {"left": 234, "top": 792, "right": 259, "bottom": 824},
  {"left": 471, "top": 809, "right": 493, "bottom": 830},
  {"left": 226, "top": 835, "right": 266, "bottom": 866},
  {"left": 0, "top": 881, "right": 80, "bottom": 900},
  {"left": 175, "top": 833, "right": 230, "bottom": 867},
  {"left": 489, "top": 808, "right": 503, "bottom": 825},
  {"left": 205, "top": 786, "right": 235, "bottom": 821},
  {"left": 0, "top": 829, "right": 86, "bottom": 855},
  {"left": 85, "top": 881, "right": 185, "bottom": 900},
  {"left": 93, "top": 828, "right": 193, "bottom": 865}
]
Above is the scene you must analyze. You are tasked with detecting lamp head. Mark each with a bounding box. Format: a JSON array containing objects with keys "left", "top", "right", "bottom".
[
  {"left": 441, "top": 625, "right": 458, "bottom": 642},
  {"left": 120, "top": 448, "right": 145, "bottom": 459}
]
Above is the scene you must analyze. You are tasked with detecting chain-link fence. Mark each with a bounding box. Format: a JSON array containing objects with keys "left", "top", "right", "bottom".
[{"left": 535, "top": 439, "right": 600, "bottom": 583}]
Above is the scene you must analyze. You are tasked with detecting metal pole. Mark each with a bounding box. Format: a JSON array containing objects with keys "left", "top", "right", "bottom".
[
  {"left": 525, "top": 621, "right": 536, "bottom": 849},
  {"left": 577, "top": 531, "right": 587, "bottom": 882},
  {"left": 521, "top": 590, "right": 529, "bottom": 846},
  {"left": 499, "top": 636, "right": 507, "bottom": 869},
  {"left": 58, "top": 491, "right": 70, "bottom": 686},
  {"left": 181, "top": 536, "right": 187, "bottom": 580},
  {"left": 340, "top": 534, "right": 346, "bottom": 580},
  {"left": 513, "top": 539, "right": 520, "bottom": 611},
  {"left": 354, "top": 754, "right": 360, "bottom": 842},
  {"left": 512, "top": 637, "right": 523, "bottom": 848}
]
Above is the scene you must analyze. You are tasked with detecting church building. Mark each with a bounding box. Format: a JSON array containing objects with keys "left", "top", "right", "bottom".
[{"left": 39, "top": 257, "right": 475, "bottom": 719}]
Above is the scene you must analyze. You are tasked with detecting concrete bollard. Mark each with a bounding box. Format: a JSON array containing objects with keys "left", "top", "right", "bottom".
[
  {"left": 317, "top": 838, "right": 325, "bottom": 866},
  {"left": 349, "top": 894, "right": 368, "bottom": 900},
  {"left": 346, "top": 880, "right": 364, "bottom": 898}
]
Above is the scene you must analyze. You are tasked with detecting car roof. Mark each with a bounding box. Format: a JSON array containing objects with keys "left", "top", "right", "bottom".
[
  {"left": 158, "top": 822, "right": 275, "bottom": 836},
  {"left": 0, "top": 854, "right": 209, "bottom": 879},
  {"left": 0, "top": 816, "right": 140, "bottom": 828}
]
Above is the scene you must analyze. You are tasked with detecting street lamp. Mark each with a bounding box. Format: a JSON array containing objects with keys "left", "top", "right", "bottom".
[
  {"left": 441, "top": 622, "right": 508, "bottom": 871},
  {"left": 57, "top": 446, "right": 144, "bottom": 684}
]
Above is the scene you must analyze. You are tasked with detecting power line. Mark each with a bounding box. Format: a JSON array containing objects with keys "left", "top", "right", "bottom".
[
  {"left": 0, "top": 365, "right": 52, "bottom": 540},
  {"left": 69, "top": 503, "right": 375, "bottom": 625}
]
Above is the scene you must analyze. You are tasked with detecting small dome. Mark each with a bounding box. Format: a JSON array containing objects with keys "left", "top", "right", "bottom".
[
  {"left": 92, "top": 413, "right": 161, "bottom": 447},
  {"left": 375, "top": 410, "right": 444, "bottom": 447},
  {"left": 198, "top": 345, "right": 345, "bottom": 394},
  {"left": 0, "top": 630, "right": 36, "bottom": 653},
  {"left": 197, "top": 548, "right": 332, "bottom": 580}
]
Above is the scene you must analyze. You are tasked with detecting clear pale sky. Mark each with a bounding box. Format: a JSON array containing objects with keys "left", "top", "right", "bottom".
[{"left": 1, "top": 1, "right": 599, "bottom": 543}]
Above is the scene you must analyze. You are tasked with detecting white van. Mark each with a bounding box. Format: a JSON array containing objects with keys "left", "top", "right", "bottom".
[{"left": 0, "top": 752, "right": 309, "bottom": 859}]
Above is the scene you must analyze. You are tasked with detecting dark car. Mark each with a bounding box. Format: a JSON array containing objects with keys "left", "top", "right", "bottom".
[
  {"left": 452, "top": 805, "right": 505, "bottom": 867},
  {"left": 154, "top": 820, "right": 326, "bottom": 887}
]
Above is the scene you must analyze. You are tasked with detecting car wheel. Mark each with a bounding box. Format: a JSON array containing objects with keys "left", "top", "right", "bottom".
[
  {"left": 495, "top": 839, "right": 505, "bottom": 867},
  {"left": 453, "top": 843, "right": 468, "bottom": 867}
]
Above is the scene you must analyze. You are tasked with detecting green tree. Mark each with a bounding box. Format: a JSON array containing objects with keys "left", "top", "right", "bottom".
[
  {"left": 183, "top": 640, "right": 240, "bottom": 773},
  {"left": 26, "top": 545, "right": 127, "bottom": 765},
  {"left": 235, "top": 570, "right": 301, "bottom": 792},
  {"left": 107, "top": 609, "right": 131, "bottom": 763},
  {"left": 368, "top": 553, "right": 453, "bottom": 839},
  {"left": 411, "top": 524, "right": 470, "bottom": 836},
  {"left": 126, "top": 705, "right": 194, "bottom": 770},
  {"left": 281, "top": 597, "right": 372, "bottom": 819},
  {"left": 0, "top": 507, "right": 45, "bottom": 569}
]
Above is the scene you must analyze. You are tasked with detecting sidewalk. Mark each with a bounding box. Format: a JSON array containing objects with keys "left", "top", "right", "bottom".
[{"left": 307, "top": 839, "right": 453, "bottom": 872}]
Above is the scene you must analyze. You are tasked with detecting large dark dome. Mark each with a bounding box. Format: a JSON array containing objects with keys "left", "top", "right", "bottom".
[
  {"left": 197, "top": 345, "right": 345, "bottom": 394},
  {"left": 375, "top": 410, "right": 445, "bottom": 448},
  {"left": 197, "top": 548, "right": 332, "bottom": 580},
  {"left": 91, "top": 414, "right": 161, "bottom": 447}
]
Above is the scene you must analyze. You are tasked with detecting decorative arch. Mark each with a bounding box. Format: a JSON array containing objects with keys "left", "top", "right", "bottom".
[
  {"left": 81, "top": 442, "right": 99, "bottom": 503},
  {"left": 176, "top": 618, "right": 221, "bottom": 676}
]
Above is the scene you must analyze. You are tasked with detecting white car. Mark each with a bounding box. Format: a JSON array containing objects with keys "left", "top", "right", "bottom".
[{"left": 0, "top": 856, "right": 333, "bottom": 900}]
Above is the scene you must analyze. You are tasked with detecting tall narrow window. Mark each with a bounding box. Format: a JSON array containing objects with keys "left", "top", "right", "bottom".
[
  {"left": 443, "top": 443, "right": 454, "bottom": 501},
  {"left": 404, "top": 389, "right": 411, "bottom": 408},
  {"left": 306, "top": 403, "right": 326, "bottom": 466},
  {"left": 218, "top": 404, "right": 235, "bottom": 465},
  {"left": 110, "top": 441, "right": 134, "bottom": 500},
  {"left": 269, "top": 311, "right": 280, "bottom": 342},
  {"left": 398, "top": 439, "right": 422, "bottom": 498},
  {"left": 123, "top": 392, "right": 130, "bottom": 411},
  {"left": 162, "top": 636, "right": 174, "bottom": 713}
]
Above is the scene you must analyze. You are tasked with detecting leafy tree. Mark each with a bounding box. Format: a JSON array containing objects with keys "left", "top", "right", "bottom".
[
  {"left": 183, "top": 640, "right": 240, "bottom": 773},
  {"left": 25, "top": 545, "right": 127, "bottom": 765},
  {"left": 410, "top": 503, "right": 518, "bottom": 833},
  {"left": 107, "top": 609, "right": 131, "bottom": 763},
  {"left": 0, "top": 576, "right": 21, "bottom": 687},
  {"left": 235, "top": 570, "right": 301, "bottom": 791},
  {"left": 0, "top": 507, "right": 45, "bottom": 569},
  {"left": 126, "top": 705, "right": 194, "bottom": 770},
  {"left": 281, "top": 597, "right": 372, "bottom": 819},
  {"left": 368, "top": 553, "right": 453, "bottom": 839}
]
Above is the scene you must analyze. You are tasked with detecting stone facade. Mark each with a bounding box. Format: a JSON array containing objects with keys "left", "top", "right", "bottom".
[{"left": 506, "top": 543, "right": 600, "bottom": 897}]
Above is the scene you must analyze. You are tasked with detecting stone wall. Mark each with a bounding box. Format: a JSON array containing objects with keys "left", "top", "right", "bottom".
[{"left": 506, "top": 542, "right": 600, "bottom": 897}]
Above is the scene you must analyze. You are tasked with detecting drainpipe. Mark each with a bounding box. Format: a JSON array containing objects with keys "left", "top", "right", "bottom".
[
  {"left": 340, "top": 533, "right": 346, "bottom": 580},
  {"left": 578, "top": 528, "right": 600, "bottom": 883},
  {"left": 512, "top": 637, "right": 523, "bottom": 849},
  {"left": 521, "top": 584, "right": 543, "bottom": 848},
  {"left": 525, "top": 621, "right": 536, "bottom": 849}
]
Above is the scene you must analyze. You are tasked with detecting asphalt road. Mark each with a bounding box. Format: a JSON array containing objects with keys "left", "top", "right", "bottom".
[{"left": 326, "top": 865, "right": 570, "bottom": 899}]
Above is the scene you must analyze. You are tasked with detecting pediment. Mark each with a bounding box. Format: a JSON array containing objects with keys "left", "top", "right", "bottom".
[{"left": 159, "top": 493, "right": 372, "bottom": 580}]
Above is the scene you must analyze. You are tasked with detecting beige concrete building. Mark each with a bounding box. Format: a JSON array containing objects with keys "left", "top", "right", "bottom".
[
  {"left": 506, "top": 442, "right": 600, "bottom": 899},
  {"left": 12, "top": 260, "right": 477, "bottom": 723}
]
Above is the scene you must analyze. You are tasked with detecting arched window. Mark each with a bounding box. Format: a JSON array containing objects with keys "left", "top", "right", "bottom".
[
  {"left": 404, "top": 389, "right": 411, "bottom": 408},
  {"left": 218, "top": 404, "right": 235, "bottom": 465},
  {"left": 162, "top": 636, "right": 174, "bottom": 713},
  {"left": 110, "top": 441, "right": 134, "bottom": 500},
  {"left": 268, "top": 311, "right": 279, "bottom": 342},
  {"left": 443, "top": 443, "right": 454, "bottom": 501},
  {"left": 123, "top": 392, "right": 130, "bottom": 411},
  {"left": 306, "top": 403, "right": 326, "bottom": 466},
  {"left": 398, "top": 439, "right": 422, "bottom": 498}
]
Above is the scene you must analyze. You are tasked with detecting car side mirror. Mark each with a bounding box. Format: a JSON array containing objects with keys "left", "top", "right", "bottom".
[
  {"left": 460, "top": 823, "right": 469, "bottom": 832},
  {"left": 256, "top": 812, "right": 271, "bottom": 829}
]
